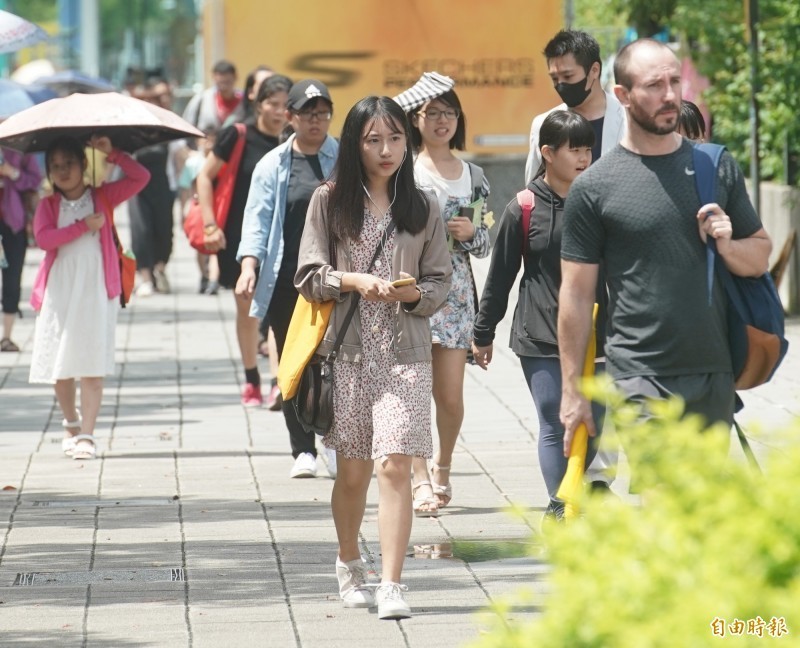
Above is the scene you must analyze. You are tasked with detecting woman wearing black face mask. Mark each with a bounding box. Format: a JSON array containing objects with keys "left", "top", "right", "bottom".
[{"left": 524, "top": 29, "right": 627, "bottom": 186}]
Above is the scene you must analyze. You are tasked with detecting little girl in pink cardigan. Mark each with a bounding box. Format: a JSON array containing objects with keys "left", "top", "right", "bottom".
[{"left": 29, "top": 135, "right": 149, "bottom": 460}]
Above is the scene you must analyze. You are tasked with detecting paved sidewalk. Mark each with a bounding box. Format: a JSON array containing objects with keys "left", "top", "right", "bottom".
[{"left": 1, "top": 212, "right": 798, "bottom": 647}]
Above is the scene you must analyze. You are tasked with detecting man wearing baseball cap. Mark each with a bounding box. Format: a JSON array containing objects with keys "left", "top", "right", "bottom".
[{"left": 237, "top": 79, "right": 340, "bottom": 480}]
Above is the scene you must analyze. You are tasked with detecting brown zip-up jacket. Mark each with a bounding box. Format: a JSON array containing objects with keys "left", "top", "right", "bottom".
[{"left": 295, "top": 184, "right": 452, "bottom": 365}]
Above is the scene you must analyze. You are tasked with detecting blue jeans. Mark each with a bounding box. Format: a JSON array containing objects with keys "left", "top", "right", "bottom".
[{"left": 520, "top": 356, "right": 606, "bottom": 504}]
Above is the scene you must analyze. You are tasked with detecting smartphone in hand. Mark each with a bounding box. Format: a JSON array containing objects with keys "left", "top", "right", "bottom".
[{"left": 391, "top": 277, "right": 415, "bottom": 287}]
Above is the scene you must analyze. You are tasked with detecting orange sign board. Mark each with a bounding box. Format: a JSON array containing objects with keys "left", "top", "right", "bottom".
[{"left": 205, "top": 0, "right": 563, "bottom": 155}]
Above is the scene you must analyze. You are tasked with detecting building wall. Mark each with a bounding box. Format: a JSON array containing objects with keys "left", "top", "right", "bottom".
[{"left": 202, "top": 0, "right": 562, "bottom": 156}]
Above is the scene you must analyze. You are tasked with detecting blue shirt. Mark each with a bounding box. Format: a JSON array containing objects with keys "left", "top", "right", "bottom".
[{"left": 237, "top": 133, "right": 339, "bottom": 318}]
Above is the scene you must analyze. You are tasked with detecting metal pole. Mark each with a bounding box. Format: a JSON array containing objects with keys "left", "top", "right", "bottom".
[
  {"left": 80, "top": 0, "right": 100, "bottom": 77},
  {"left": 564, "top": 0, "right": 574, "bottom": 29},
  {"left": 748, "top": 0, "right": 761, "bottom": 216}
]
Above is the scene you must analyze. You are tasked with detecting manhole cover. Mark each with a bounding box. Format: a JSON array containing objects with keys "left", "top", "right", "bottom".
[
  {"left": 32, "top": 499, "right": 176, "bottom": 508},
  {"left": 13, "top": 568, "right": 185, "bottom": 586}
]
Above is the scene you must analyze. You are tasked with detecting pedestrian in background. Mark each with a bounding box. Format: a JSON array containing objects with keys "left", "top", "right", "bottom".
[
  {"left": 178, "top": 129, "right": 220, "bottom": 294},
  {"left": 223, "top": 64, "right": 274, "bottom": 127},
  {"left": 198, "top": 74, "right": 292, "bottom": 406},
  {"left": 524, "top": 30, "right": 626, "bottom": 185},
  {"left": 129, "top": 76, "right": 178, "bottom": 296},
  {"left": 395, "top": 72, "right": 491, "bottom": 516},
  {"left": 0, "top": 145, "right": 42, "bottom": 352},
  {"left": 183, "top": 59, "right": 244, "bottom": 132},
  {"left": 29, "top": 136, "right": 150, "bottom": 460},
  {"left": 236, "top": 79, "right": 339, "bottom": 476},
  {"left": 295, "top": 95, "right": 451, "bottom": 619},
  {"left": 678, "top": 100, "right": 706, "bottom": 142}
]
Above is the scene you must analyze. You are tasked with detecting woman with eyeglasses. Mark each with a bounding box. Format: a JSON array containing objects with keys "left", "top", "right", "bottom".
[
  {"left": 236, "top": 79, "right": 340, "bottom": 479},
  {"left": 394, "top": 73, "right": 491, "bottom": 516},
  {"left": 197, "top": 74, "right": 292, "bottom": 407}
]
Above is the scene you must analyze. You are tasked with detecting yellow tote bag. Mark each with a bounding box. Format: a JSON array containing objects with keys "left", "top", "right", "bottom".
[{"left": 277, "top": 295, "right": 334, "bottom": 400}]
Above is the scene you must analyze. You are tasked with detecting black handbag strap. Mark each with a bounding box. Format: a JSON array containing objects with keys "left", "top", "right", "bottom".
[{"left": 327, "top": 221, "right": 396, "bottom": 361}]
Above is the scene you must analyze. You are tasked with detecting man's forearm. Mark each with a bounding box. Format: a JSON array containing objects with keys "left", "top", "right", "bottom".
[
  {"left": 558, "top": 291, "right": 594, "bottom": 396},
  {"left": 719, "top": 233, "right": 772, "bottom": 278}
]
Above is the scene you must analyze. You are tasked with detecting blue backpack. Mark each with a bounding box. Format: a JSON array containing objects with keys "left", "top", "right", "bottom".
[{"left": 693, "top": 143, "right": 788, "bottom": 394}]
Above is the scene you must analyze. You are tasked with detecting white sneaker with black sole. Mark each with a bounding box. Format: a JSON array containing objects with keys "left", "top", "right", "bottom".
[
  {"left": 336, "top": 556, "right": 374, "bottom": 608},
  {"left": 376, "top": 582, "right": 411, "bottom": 619},
  {"left": 289, "top": 452, "right": 317, "bottom": 478}
]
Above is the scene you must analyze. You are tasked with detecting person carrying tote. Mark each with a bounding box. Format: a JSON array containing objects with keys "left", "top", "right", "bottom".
[
  {"left": 197, "top": 74, "right": 292, "bottom": 407},
  {"left": 294, "top": 96, "right": 451, "bottom": 619},
  {"left": 29, "top": 136, "right": 150, "bottom": 460}
]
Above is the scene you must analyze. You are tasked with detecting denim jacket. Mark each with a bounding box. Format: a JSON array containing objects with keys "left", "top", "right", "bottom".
[{"left": 237, "top": 133, "right": 339, "bottom": 318}]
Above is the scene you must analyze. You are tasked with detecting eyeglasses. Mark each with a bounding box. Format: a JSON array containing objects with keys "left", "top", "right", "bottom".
[
  {"left": 418, "top": 108, "right": 460, "bottom": 121},
  {"left": 295, "top": 110, "right": 332, "bottom": 122}
]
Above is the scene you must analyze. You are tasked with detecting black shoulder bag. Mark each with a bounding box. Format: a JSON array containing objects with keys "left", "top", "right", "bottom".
[{"left": 293, "top": 221, "right": 396, "bottom": 436}]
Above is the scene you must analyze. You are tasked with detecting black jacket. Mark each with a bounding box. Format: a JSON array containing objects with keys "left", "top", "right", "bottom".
[{"left": 473, "top": 177, "right": 605, "bottom": 358}]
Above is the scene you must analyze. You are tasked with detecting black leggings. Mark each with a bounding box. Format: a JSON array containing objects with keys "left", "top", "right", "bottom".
[
  {"left": 0, "top": 221, "right": 27, "bottom": 315},
  {"left": 128, "top": 190, "right": 175, "bottom": 271},
  {"left": 268, "top": 281, "right": 316, "bottom": 458}
]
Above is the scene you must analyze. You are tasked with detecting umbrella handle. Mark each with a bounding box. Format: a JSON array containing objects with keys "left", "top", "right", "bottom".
[{"left": 554, "top": 304, "right": 599, "bottom": 520}]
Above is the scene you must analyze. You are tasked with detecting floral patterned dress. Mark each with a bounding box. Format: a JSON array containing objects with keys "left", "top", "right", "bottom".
[
  {"left": 323, "top": 208, "right": 433, "bottom": 461},
  {"left": 414, "top": 161, "right": 490, "bottom": 349}
]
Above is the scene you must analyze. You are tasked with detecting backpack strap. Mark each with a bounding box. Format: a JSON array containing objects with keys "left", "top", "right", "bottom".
[
  {"left": 467, "top": 161, "right": 489, "bottom": 202},
  {"left": 517, "top": 188, "right": 535, "bottom": 255},
  {"left": 692, "top": 142, "right": 726, "bottom": 305}
]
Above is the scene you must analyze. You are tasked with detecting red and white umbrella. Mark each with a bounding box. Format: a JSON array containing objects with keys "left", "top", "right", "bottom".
[
  {"left": 0, "top": 92, "right": 204, "bottom": 153},
  {"left": 0, "top": 9, "right": 48, "bottom": 55}
]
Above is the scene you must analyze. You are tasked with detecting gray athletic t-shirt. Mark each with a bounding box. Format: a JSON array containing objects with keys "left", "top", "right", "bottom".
[{"left": 561, "top": 139, "right": 762, "bottom": 379}]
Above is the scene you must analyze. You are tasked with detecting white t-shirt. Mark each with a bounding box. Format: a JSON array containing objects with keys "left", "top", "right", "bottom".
[{"left": 413, "top": 159, "right": 472, "bottom": 220}]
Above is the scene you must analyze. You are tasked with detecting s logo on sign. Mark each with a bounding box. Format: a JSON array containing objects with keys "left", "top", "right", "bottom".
[{"left": 291, "top": 52, "right": 375, "bottom": 88}]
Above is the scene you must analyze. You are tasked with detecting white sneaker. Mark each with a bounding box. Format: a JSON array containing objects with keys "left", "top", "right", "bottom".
[
  {"left": 323, "top": 446, "right": 337, "bottom": 479},
  {"left": 376, "top": 582, "right": 411, "bottom": 620},
  {"left": 336, "top": 556, "right": 375, "bottom": 608},
  {"left": 289, "top": 452, "right": 317, "bottom": 478},
  {"left": 136, "top": 281, "right": 154, "bottom": 297}
]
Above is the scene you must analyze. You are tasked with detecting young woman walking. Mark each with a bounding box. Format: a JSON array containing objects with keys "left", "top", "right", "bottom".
[
  {"left": 295, "top": 96, "right": 451, "bottom": 618},
  {"left": 472, "top": 110, "right": 606, "bottom": 522},
  {"left": 197, "top": 74, "right": 292, "bottom": 407},
  {"left": 395, "top": 73, "right": 491, "bottom": 515},
  {"left": 29, "top": 135, "right": 149, "bottom": 459}
]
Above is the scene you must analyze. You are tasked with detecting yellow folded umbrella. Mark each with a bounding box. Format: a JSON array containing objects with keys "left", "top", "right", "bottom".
[{"left": 556, "top": 304, "right": 599, "bottom": 519}]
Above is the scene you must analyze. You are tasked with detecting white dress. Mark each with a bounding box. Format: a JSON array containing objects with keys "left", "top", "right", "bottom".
[{"left": 29, "top": 190, "right": 118, "bottom": 383}]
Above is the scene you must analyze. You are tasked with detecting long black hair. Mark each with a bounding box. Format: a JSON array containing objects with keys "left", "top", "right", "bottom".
[
  {"left": 534, "top": 109, "right": 595, "bottom": 178},
  {"left": 327, "top": 96, "right": 428, "bottom": 244},
  {"left": 406, "top": 89, "right": 466, "bottom": 151}
]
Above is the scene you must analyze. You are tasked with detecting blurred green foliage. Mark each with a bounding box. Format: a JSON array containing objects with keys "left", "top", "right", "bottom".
[
  {"left": 575, "top": 0, "right": 799, "bottom": 185},
  {"left": 471, "top": 384, "right": 800, "bottom": 647}
]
